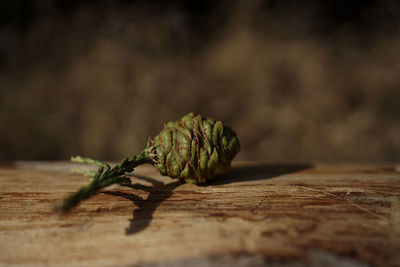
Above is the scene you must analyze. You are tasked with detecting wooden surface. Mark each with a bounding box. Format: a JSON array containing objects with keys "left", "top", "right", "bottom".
[{"left": 0, "top": 161, "right": 400, "bottom": 266}]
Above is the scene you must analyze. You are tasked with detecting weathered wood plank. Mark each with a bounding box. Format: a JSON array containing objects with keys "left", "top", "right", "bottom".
[{"left": 0, "top": 162, "right": 399, "bottom": 266}]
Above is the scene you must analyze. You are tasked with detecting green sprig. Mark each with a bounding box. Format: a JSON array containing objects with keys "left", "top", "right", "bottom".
[{"left": 55, "top": 151, "right": 151, "bottom": 214}]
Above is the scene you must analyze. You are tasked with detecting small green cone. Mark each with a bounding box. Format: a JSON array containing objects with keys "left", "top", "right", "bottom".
[{"left": 145, "top": 113, "right": 240, "bottom": 184}]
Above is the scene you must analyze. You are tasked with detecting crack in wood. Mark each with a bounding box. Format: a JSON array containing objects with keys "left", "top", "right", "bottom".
[
  {"left": 295, "top": 185, "right": 387, "bottom": 220},
  {"left": 252, "top": 195, "right": 268, "bottom": 213}
]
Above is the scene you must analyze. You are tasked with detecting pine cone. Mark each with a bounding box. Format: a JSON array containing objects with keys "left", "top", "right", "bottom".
[{"left": 146, "top": 113, "right": 240, "bottom": 184}]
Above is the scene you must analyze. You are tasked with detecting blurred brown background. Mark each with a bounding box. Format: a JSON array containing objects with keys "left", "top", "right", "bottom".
[{"left": 0, "top": 0, "right": 399, "bottom": 162}]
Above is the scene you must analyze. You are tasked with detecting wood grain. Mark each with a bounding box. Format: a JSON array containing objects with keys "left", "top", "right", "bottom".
[{"left": 0, "top": 162, "right": 399, "bottom": 266}]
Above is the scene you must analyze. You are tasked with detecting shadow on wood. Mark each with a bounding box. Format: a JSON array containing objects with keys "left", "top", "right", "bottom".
[
  {"left": 103, "top": 176, "right": 183, "bottom": 235},
  {"left": 208, "top": 163, "right": 313, "bottom": 185},
  {"left": 103, "top": 163, "right": 312, "bottom": 235}
]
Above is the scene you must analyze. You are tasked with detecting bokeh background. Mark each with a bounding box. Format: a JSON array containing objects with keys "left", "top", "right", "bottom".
[{"left": 1, "top": 0, "right": 399, "bottom": 162}]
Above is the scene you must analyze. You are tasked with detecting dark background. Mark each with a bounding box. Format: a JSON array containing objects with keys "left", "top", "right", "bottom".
[{"left": 1, "top": 0, "right": 399, "bottom": 162}]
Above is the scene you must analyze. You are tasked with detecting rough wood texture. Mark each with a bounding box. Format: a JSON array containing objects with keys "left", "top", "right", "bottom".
[{"left": 0, "top": 161, "right": 400, "bottom": 266}]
